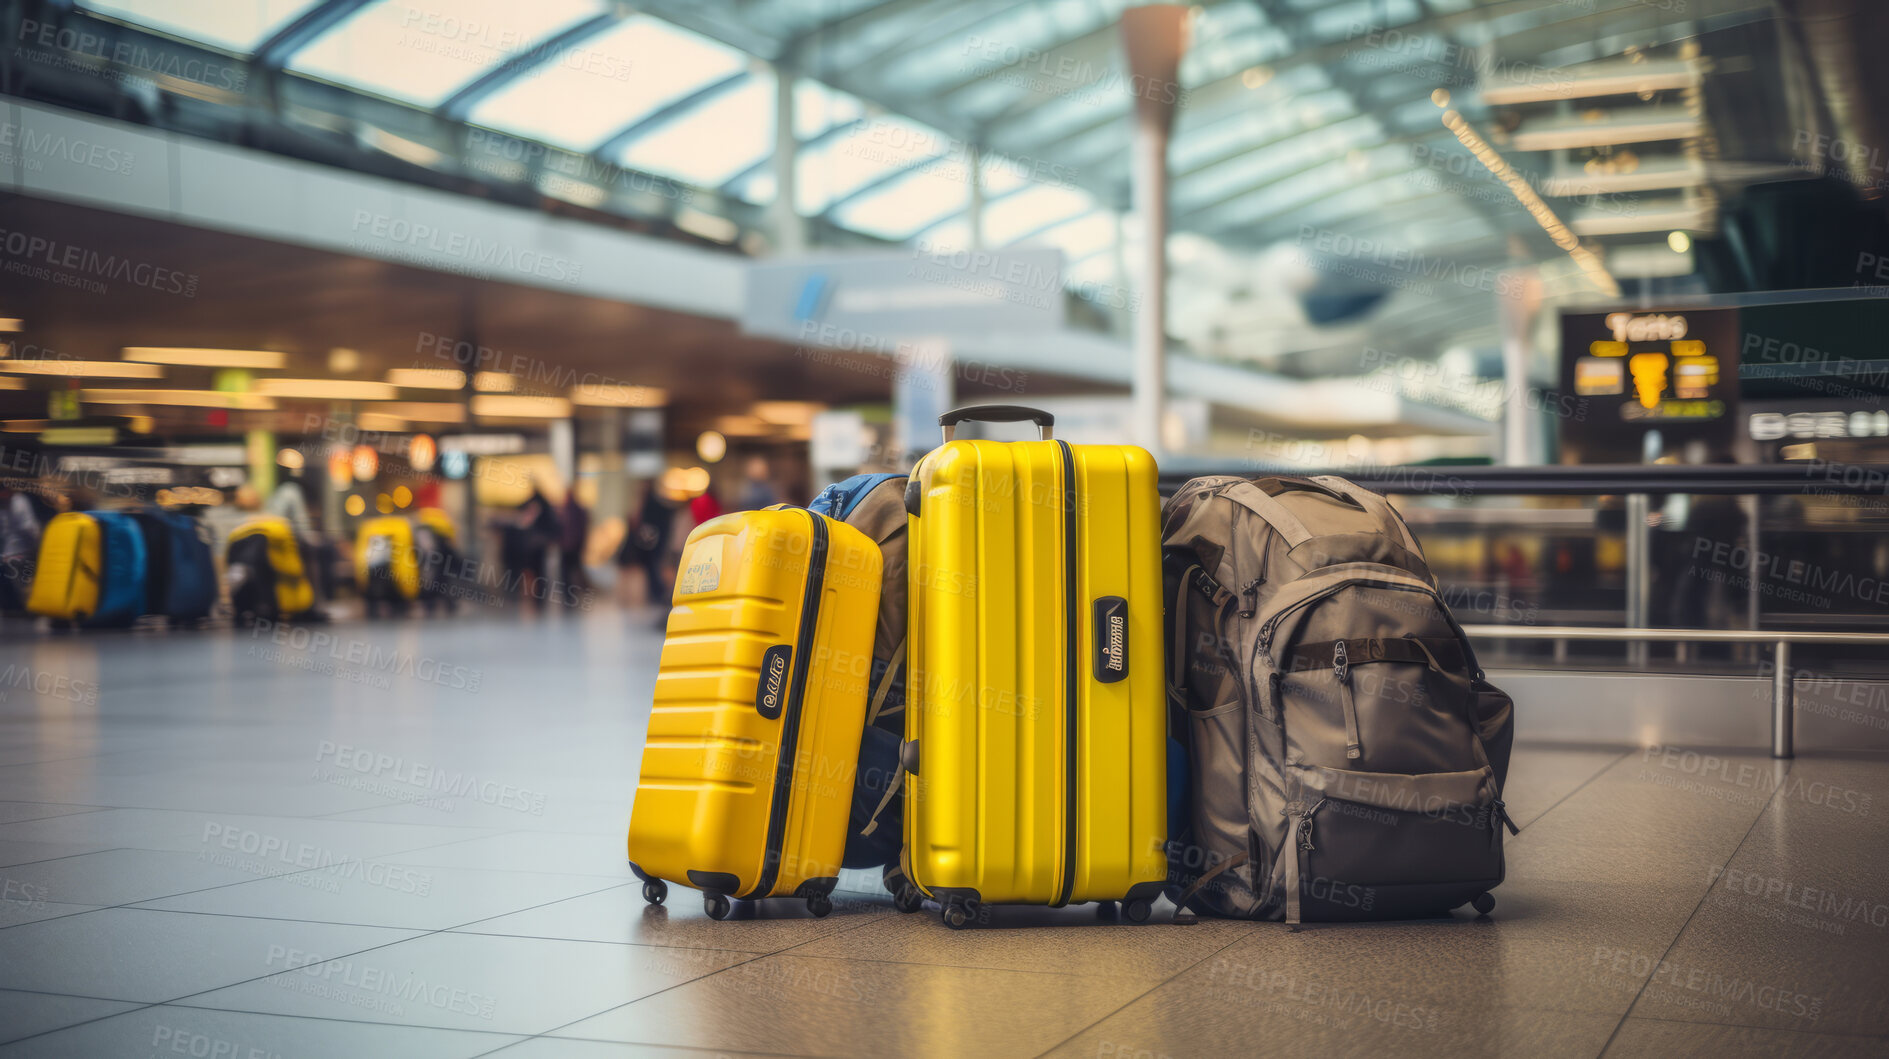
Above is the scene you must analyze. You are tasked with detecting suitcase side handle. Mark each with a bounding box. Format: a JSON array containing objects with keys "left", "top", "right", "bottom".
[{"left": 939, "top": 404, "right": 1054, "bottom": 441}]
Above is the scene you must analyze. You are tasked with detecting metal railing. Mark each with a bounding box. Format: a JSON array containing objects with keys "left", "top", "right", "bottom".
[{"left": 1461, "top": 625, "right": 1889, "bottom": 759}]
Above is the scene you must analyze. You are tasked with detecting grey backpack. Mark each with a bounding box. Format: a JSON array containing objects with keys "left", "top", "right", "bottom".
[{"left": 1162, "top": 475, "right": 1516, "bottom": 924}]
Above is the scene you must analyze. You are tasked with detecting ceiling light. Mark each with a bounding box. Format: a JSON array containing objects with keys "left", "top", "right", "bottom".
[
  {"left": 0, "top": 319, "right": 23, "bottom": 332},
  {"left": 386, "top": 368, "right": 467, "bottom": 389},
  {"left": 571, "top": 383, "right": 666, "bottom": 407},
  {"left": 327, "top": 348, "right": 362, "bottom": 373},
  {"left": 0, "top": 378, "right": 21, "bottom": 390},
  {"left": 254, "top": 379, "right": 398, "bottom": 400},
  {"left": 754, "top": 401, "right": 822, "bottom": 426},
  {"left": 470, "top": 394, "right": 571, "bottom": 418},
  {"left": 473, "top": 372, "right": 518, "bottom": 392},
  {"left": 374, "top": 402, "right": 467, "bottom": 423},
  {"left": 1440, "top": 109, "right": 1619, "bottom": 298},
  {"left": 123, "top": 347, "right": 289, "bottom": 369},
  {"left": 1, "top": 360, "right": 164, "bottom": 378},
  {"left": 1667, "top": 230, "right": 1691, "bottom": 253},
  {"left": 78, "top": 389, "right": 277, "bottom": 409},
  {"left": 697, "top": 430, "right": 727, "bottom": 463}
]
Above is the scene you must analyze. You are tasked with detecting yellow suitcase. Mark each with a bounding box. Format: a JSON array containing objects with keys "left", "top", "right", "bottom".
[
  {"left": 416, "top": 507, "right": 457, "bottom": 544},
  {"left": 26, "top": 512, "right": 102, "bottom": 621},
  {"left": 900, "top": 405, "right": 1168, "bottom": 927},
  {"left": 228, "top": 518, "right": 315, "bottom": 618},
  {"left": 354, "top": 516, "right": 420, "bottom": 602},
  {"left": 627, "top": 505, "right": 881, "bottom": 919}
]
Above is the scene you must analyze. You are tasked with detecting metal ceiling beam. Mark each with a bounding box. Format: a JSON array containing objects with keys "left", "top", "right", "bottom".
[
  {"left": 716, "top": 116, "right": 861, "bottom": 196},
  {"left": 993, "top": 206, "right": 1101, "bottom": 251},
  {"left": 812, "top": 0, "right": 1022, "bottom": 86},
  {"left": 814, "top": 149, "right": 956, "bottom": 219},
  {"left": 436, "top": 10, "right": 624, "bottom": 124},
  {"left": 594, "top": 71, "right": 752, "bottom": 160},
  {"left": 970, "top": 1, "right": 1252, "bottom": 133},
  {"left": 253, "top": 0, "right": 372, "bottom": 68}
]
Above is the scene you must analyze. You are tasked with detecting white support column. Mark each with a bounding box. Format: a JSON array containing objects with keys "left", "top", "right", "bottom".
[
  {"left": 771, "top": 56, "right": 806, "bottom": 255},
  {"left": 1121, "top": 6, "right": 1190, "bottom": 457},
  {"left": 968, "top": 142, "right": 985, "bottom": 250}
]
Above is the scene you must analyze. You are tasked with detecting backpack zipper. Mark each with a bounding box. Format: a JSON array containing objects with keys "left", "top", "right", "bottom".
[{"left": 1333, "top": 639, "right": 1362, "bottom": 761}]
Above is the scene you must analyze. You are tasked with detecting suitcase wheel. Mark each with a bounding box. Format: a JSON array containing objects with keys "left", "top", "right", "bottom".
[
  {"left": 704, "top": 893, "right": 733, "bottom": 920},
  {"left": 641, "top": 879, "right": 667, "bottom": 906},
  {"left": 806, "top": 894, "right": 833, "bottom": 918},
  {"left": 941, "top": 903, "right": 972, "bottom": 930},
  {"left": 1471, "top": 892, "right": 1495, "bottom": 916},
  {"left": 1123, "top": 897, "right": 1154, "bottom": 925}
]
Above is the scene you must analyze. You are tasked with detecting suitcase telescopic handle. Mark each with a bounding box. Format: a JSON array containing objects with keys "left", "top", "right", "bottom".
[{"left": 939, "top": 404, "right": 1054, "bottom": 442}]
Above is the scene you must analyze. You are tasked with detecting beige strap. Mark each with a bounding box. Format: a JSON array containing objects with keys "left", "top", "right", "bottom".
[
  {"left": 866, "top": 635, "right": 906, "bottom": 726},
  {"left": 1218, "top": 481, "right": 1314, "bottom": 548},
  {"left": 859, "top": 763, "right": 902, "bottom": 837},
  {"left": 1173, "top": 851, "right": 1250, "bottom": 910}
]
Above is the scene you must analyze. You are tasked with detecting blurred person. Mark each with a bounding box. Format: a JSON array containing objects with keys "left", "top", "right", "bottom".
[
  {"left": 266, "top": 475, "right": 313, "bottom": 536},
  {"left": 689, "top": 487, "right": 723, "bottom": 527},
  {"left": 736, "top": 456, "right": 777, "bottom": 510},
  {"left": 199, "top": 484, "right": 263, "bottom": 556},
  {"left": 557, "top": 490, "right": 592, "bottom": 601},
  {"left": 616, "top": 481, "right": 678, "bottom": 616},
  {"left": 501, "top": 481, "right": 561, "bottom": 611},
  {"left": 0, "top": 486, "right": 43, "bottom": 612}
]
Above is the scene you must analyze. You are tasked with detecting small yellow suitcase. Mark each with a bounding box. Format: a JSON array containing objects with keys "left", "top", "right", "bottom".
[
  {"left": 900, "top": 405, "right": 1168, "bottom": 927},
  {"left": 627, "top": 505, "right": 881, "bottom": 918},
  {"left": 354, "top": 516, "right": 420, "bottom": 604},
  {"left": 26, "top": 512, "right": 102, "bottom": 621}
]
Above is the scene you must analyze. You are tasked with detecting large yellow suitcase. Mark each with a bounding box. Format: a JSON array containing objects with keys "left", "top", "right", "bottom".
[
  {"left": 26, "top": 512, "right": 102, "bottom": 621},
  {"left": 900, "top": 405, "right": 1168, "bottom": 927},
  {"left": 627, "top": 505, "right": 881, "bottom": 919},
  {"left": 227, "top": 518, "right": 315, "bottom": 618}
]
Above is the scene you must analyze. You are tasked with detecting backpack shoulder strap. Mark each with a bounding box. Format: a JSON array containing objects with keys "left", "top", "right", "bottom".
[{"left": 1216, "top": 480, "right": 1314, "bottom": 548}]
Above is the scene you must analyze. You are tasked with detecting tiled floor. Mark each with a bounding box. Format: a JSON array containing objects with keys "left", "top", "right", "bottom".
[{"left": 0, "top": 610, "right": 1885, "bottom": 1057}]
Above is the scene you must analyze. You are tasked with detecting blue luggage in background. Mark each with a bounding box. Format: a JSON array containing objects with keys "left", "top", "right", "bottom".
[
  {"left": 85, "top": 511, "right": 148, "bottom": 626},
  {"left": 131, "top": 511, "right": 216, "bottom": 623}
]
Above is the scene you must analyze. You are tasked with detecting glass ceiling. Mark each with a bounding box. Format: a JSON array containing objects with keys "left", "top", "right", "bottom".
[
  {"left": 73, "top": 0, "right": 1688, "bottom": 345},
  {"left": 292, "top": 0, "right": 604, "bottom": 108},
  {"left": 81, "top": 0, "right": 320, "bottom": 55}
]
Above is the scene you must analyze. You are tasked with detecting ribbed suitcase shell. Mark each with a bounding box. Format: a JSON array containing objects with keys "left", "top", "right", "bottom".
[
  {"left": 627, "top": 507, "right": 881, "bottom": 905},
  {"left": 903, "top": 440, "right": 1167, "bottom": 909},
  {"left": 26, "top": 513, "right": 101, "bottom": 621}
]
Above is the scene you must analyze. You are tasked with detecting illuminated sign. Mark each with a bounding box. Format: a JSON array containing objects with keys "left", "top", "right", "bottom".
[
  {"left": 1605, "top": 312, "right": 1688, "bottom": 342},
  {"left": 1574, "top": 357, "right": 1624, "bottom": 396},
  {"left": 1749, "top": 410, "right": 1889, "bottom": 440},
  {"left": 1629, "top": 353, "right": 1669, "bottom": 410}
]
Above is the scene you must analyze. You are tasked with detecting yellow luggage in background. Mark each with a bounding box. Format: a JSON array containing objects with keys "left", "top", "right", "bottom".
[
  {"left": 900, "top": 405, "right": 1168, "bottom": 927},
  {"left": 354, "top": 516, "right": 420, "bottom": 602},
  {"left": 627, "top": 506, "right": 881, "bottom": 919},
  {"left": 26, "top": 512, "right": 102, "bottom": 621},
  {"left": 227, "top": 518, "right": 315, "bottom": 619},
  {"left": 416, "top": 507, "right": 456, "bottom": 544}
]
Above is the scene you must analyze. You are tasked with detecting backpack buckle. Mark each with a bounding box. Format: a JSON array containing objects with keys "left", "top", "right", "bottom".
[{"left": 1333, "top": 639, "right": 1350, "bottom": 684}]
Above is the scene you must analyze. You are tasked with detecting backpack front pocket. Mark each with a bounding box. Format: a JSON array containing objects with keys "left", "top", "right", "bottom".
[{"left": 1284, "top": 765, "right": 1505, "bottom": 922}]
